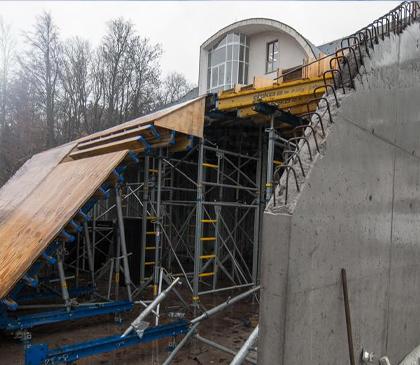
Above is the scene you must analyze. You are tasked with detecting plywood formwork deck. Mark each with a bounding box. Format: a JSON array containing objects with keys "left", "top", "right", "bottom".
[
  {"left": 0, "top": 150, "right": 128, "bottom": 299},
  {"left": 0, "top": 142, "right": 77, "bottom": 224}
]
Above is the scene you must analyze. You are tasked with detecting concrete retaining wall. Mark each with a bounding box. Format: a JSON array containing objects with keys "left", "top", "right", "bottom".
[{"left": 259, "top": 22, "right": 420, "bottom": 365}]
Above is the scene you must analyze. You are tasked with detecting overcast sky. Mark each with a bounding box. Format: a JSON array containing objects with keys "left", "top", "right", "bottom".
[{"left": 1, "top": 1, "right": 399, "bottom": 84}]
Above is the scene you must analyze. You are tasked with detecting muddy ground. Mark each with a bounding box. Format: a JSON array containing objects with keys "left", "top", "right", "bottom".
[{"left": 0, "top": 289, "right": 259, "bottom": 364}]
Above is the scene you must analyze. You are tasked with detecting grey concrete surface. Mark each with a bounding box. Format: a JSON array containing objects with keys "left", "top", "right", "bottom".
[{"left": 259, "top": 22, "right": 420, "bottom": 365}]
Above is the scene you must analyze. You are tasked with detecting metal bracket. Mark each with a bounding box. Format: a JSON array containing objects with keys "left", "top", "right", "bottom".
[{"left": 132, "top": 320, "right": 149, "bottom": 338}]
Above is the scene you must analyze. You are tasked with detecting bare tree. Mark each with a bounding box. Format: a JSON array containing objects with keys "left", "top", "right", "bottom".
[
  {"left": 59, "top": 37, "right": 91, "bottom": 141},
  {"left": 159, "top": 71, "right": 193, "bottom": 106},
  {"left": 0, "top": 17, "right": 14, "bottom": 131},
  {"left": 0, "top": 13, "right": 188, "bottom": 186},
  {"left": 0, "top": 18, "right": 15, "bottom": 185},
  {"left": 20, "top": 12, "right": 61, "bottom": 148},
  {"left": 97, "top": 18, "right": 162, "bottom": 128}
]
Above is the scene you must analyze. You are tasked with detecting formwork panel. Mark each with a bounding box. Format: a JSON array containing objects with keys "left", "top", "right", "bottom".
[
  {"left": 0, "top": 150, "right": 128, "bottom": 299},
  {"left": 0, "top": 142, "right": 77, "bottom": 223}
]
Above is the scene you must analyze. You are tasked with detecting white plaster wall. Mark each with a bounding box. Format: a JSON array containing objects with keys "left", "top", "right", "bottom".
[
  {"left": 248, "top": 31, "right": 307, "bottom": 80},
  {"left": 198, "top": 47, "right": 208, "bottom": 96}
]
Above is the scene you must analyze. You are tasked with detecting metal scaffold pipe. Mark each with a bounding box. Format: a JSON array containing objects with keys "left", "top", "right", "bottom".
[
  {"left": 115, "top": 186, "right": 133, "bottom": 301},
  {"left": 162, "top": 286, "right": 260, "bottom": 365},
  {"left": 83, "top": 221, "right": 95, "bottom": 284},
  {"left": 161, "top": 322, "right": 200, "bottom": 365},
  {"left": 195, "top": 334, "right": 257, "bottom": 364},
  {"left": 121, "top": 277, "right": 180, "bottom": 338},
  {"left": 191, "top": 285, "right": 260, "bottom": 324},
  {"left": 265, "top": 115, "right": 275, "bottom": 202},
  {"left": 229, "top": 325, "right": 259, "bottom": 365},
  {"left": 57, "top": 251, "right": 72, "bottom": 313}
]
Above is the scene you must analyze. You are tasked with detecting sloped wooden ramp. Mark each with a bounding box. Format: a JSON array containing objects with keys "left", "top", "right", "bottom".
[{"left": 0, "top": 96, "right": 205, "bottom": 300}]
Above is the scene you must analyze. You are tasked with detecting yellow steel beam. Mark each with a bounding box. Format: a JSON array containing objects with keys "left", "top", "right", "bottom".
[
  {"left": 217, "top": 75, "right": 333, "bottom": 117},
  {"left": 236, "top": 96, "right": 323, "bottom": 118}
]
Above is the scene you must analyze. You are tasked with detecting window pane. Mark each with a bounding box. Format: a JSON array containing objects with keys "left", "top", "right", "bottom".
[
  {"left": 227, "top": 33, "right": 233, "bottom": 43},
  {"left": 244, "top": 64, "right": 249, "bottom": 84},
  {"left": 226, "top": 61, "right": 232, "bottom": 86},
  {"left": 207, "top": 68, "right": 211, "bottom": 89},
  {"left": 219, "top": 64, "right": 225, "bottom": 86},
  {"left": 233, "top": 44, "right": 239, "bottom": 60},
  {"left": 227, "top": 45, "right": 233, "bottom": 61},
  {"left": 240, "top": 33, "right": 246, "bottom": 45},
  {"left": 232, "top": 61, "right": 238, "bottom": 84},
  {"left": 238, "top": 62, "right": 244, "bottom": 84},
  {"left": 208, "top": 52, "right": 212, "bottom": 66},
  {"left": 212, "top": 47, "right": 226, "bottom": 65},
  {"left": 239, "top": 45, "right": 245, "bottom": 62},
  {"left": 233, "top": 33, "right": 240, "bottom": 43},
  {"left": 245, "top": 47, "right": 249, "bottom": 63},
  {"left": 212, "top": 67, "right": 218, "bottom": 88}
]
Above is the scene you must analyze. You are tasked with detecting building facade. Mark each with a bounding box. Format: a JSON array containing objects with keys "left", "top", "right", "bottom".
[{"left": 198, "top": 18, "right": 322, "bottom": 95}]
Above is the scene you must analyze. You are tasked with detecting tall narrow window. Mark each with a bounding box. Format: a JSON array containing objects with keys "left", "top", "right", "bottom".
[{"left": 266, "top": 40, "right": 279, "bottom": 73}]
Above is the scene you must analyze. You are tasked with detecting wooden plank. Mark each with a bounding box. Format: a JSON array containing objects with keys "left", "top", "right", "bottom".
[
  {"left": 155, "top": 97, "right": 205, "bottom": 138},
  {"left": 70, "top": 130, "right": 173, "bottom": 159},
  {"left": 77, "top": 96, "right": 205, "bottom": 144},
  {"left": 77, "top": 124, "right": 153, "bottom": 150},
  {"left": 0, "top": 142, "right": 77, "bottom": 224},
  {"left": 0, "top": 150, "right": 128, "bottom": 299},
  {"left": 253, "top": 76, "right": 275, "bottom": 89}
]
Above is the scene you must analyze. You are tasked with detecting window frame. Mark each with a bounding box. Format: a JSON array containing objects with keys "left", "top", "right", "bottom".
[{"left": 266, "top": 39, "right": 279, "bottom": 74}]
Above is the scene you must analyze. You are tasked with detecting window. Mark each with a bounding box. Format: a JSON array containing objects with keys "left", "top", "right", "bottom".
[
  {"left": 266, "top": 40, "right": 279, "bottom": 73},
  {"left": 207, "top": 32, "right": 249, "bottom": 92}
]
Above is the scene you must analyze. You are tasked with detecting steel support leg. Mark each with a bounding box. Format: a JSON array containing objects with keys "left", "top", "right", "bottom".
[
  {"left": 57, "top": 248, "right": 71, "bottom": 312},
  {"left": 153, "top": 149, "right": 163, "bottom": 297},
  {"left": 193, "top": 139, "right": 204, "bottom": 305},
  {"left": 252, "top": 127, "right": 263, "bottom": 285},
  {"left": 140, "top": 155, "right": 150, "bottom": 283},
  {"left": 265, "top": 115, "right": 275, "bottom": 202},
  {"left": 115, "top": 186, "right": 133, "bottom": 301},
  {"left": 83, "top": 221, "right": 95, "bottom": 285}
]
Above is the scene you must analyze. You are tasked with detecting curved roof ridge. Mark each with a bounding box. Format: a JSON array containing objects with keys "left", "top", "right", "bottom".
[{"left": 201, "top": 17, "right": 321, "bottom": 59}]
